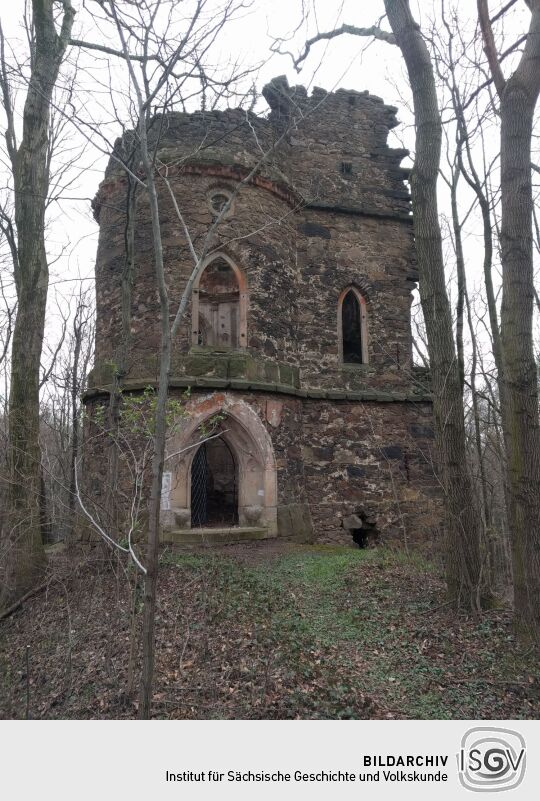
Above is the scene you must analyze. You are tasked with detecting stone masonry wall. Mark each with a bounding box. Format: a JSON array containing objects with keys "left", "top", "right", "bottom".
[
  {"left": 82, "top": 388, "right": 441, "bottom": 547},
  {"left": 297, "top": 208, "right": 416, "bottom": 391},
  {"left": 264, "top": 80, "right": 411, "bottom": 219},
  {"left": 85, "top": 77, "right": 443, "bottom": 547},
  {"left": 302, "top": 399, "right": 441, "bottom": 546},
  {"left": 93, "top": 173, "right": 299, "bottom": 380}
]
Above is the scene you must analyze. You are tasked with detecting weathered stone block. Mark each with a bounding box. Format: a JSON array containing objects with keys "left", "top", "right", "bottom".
[
  {"left": 263, "top": 361, "right": 280, "bottom": 382},
  {"left": 410, "top": 424, "right": 435, "bottom": 439},
  {"left": 185, "top": 354, "right": 215, "bottom": 376},
  {"left": 279, "top": 364, "right": 294, "bottom": 387},
  {"left": 277, "top": 503, "right": 314, "bottom": 541},
  {"left": 298, "top": 222, "right": 331, "bottom": 239},
  {"left": 381, "top": 445, "right": 403, "bottom": 460},
  {"left": 346, "top": 465, "right": 367, "bottom": 478},
  {"left": 342, "top": 514, "right": 363, "bottom": 530}
]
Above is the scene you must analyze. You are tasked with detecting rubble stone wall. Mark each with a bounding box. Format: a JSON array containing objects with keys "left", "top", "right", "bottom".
[{"left": 85, "top": 77, "right": 442, "bottom": 547}]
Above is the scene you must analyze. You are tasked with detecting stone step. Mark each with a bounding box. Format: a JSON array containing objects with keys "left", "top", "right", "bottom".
[{"left": 164, "top": 526, "right": 273, "bottom": 546}]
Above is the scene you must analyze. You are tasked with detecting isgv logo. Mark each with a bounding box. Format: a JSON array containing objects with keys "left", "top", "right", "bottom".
[{"left": 458, "top": 727, "right": 526, "bottom": 792}]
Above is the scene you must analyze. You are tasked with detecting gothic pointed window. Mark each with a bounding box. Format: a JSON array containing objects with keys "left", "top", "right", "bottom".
[
  {"left": 339, "top": 287, "right": 368, "bottom": 364},
  {"left": 192, "top": 255, "right": 247, "bottom": 349}
]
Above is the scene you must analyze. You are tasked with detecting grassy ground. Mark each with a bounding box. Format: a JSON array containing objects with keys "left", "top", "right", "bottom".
[{"left": 1, "top": 543, "right": 539, "bottom": 719}]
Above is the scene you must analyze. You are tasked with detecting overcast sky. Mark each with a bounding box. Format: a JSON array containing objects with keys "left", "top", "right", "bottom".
[
  {"left": 2, "top": 0, "right": 415, "bottom": 288},
  {"left": 1, "top": 0, "right": 537, "bottom": 370}
]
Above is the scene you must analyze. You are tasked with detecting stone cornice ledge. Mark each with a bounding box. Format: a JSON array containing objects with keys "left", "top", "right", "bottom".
[{"left": 83, "top": 375, "right": 433, "bottom": 404}]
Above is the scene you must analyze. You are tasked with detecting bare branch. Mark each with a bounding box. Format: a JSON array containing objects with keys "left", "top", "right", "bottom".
[
  {"left": 490, "top": 0, "right": 519, "bottom": 24},
  {"left": 74, "top": 454, "right": 147, "bottom": 574},
  {"left": 477, "top": 0, "right": 507, "bottom": 96},
  {"left": 69, "top": 37, "right": 160, "bottom": 62},
  {"left": 292, "top": 22, "right": 396, "bottom": 71},
  {"left": 0, "top": 21, "right": 17, "bottom": 164},
  {"left": 462, "top": 32, "right": 528, "bottom": 109}
]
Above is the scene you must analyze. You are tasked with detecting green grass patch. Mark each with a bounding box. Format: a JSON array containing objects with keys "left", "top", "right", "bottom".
[{"left": 157, "top": 545, "right": 538, "bottom": 719}]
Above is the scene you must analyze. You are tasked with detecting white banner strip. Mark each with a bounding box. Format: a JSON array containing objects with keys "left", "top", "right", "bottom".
[{"left": 1, "top": 720, "right": 539, "bottom": 800}]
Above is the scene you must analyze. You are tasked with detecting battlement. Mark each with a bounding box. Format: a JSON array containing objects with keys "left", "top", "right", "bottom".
[{"left": 97, "top": 76, "right": 411, "bottom": 223}]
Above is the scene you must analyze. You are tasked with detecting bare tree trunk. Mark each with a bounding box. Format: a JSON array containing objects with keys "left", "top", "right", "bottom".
[
  {"left": 67, "top": 298, "right": 85, "bottom": 543},
  {"left": 478, "top": 0, "right": 540, "bottom": 638},
  {"left": 0, "top": 0, "right": 75, "bottom": 606},
  {"left": 384, "top": 0, "right": 484, "bottom": 609},
  {"left": 138, "top": 157, "right": 170, "bottom": 720},
  {"left": 449, "top": 161, "right": 491, "bottom": 531},
  {"left": 440, "top": 28, "right": 515, "bottom": 593},
  {"left": 452, "top": 169, "right": 466, "bottom": 396},
  {"left": 100, "top": 0, "right": 272, "bottom": 719},
  {"left": 108, "top": 8, "right": 171, "bottom": 718},
  {"left": 500, "top": 44, "right": 540, "bottom": 636}
]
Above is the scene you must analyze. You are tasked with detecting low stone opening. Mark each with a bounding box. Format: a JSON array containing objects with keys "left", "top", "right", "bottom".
[
  {"left": 351, "top": 528, "right": 368, "bottom": 549},
  {"left": 342, "top": 510, "right": 379, "bottom": 549}
]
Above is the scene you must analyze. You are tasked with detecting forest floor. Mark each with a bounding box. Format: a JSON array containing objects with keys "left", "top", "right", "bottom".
[{"left": 1, "top": 542, "right": 539, "bottom": 720}]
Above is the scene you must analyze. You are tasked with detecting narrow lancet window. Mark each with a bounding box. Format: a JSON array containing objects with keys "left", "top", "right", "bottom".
[{"left": 339, "top": 288, "right": 367, "bottom": 364}]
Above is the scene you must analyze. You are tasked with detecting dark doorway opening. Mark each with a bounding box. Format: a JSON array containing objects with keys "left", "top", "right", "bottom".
[
  {"left": 350, "top": 512, "right": 379, "bottom": 549},
  {"left": 191, "top": 438, "right": 238, "bottom": 527}
]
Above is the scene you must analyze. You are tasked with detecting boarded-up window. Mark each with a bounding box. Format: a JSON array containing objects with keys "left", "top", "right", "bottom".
[{"left": 198, "top": 258, "right": 240, "bottom": 347}]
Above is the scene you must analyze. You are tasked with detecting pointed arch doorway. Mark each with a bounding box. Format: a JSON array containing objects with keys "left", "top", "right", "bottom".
[
  {"left": 163, "top": 395, "right": 279, "bottom": 540},
  {"left": 191, "top": 437, "right": 239, "bottom": 527}
]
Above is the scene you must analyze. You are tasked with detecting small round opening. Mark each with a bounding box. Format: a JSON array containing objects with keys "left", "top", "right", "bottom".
[{"left": 209, "top": 191, "right": 232, "bottom": 217}]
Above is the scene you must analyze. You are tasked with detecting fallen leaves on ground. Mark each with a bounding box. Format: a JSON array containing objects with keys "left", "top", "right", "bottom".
[{"left": 1, "top": 543, "right": 538, "bottom": 720}]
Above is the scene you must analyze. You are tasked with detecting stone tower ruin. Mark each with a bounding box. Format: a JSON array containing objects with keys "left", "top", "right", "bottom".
[{"left": 84, "top": 77, "right": 441, "bottom": 546}]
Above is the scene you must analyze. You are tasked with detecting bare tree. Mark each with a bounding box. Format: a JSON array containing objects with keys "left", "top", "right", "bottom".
[
  {"left": 68, "top": 0, "right": 279, "bottom": 717},
  {"left": 281, "top": 0, "right": 485, "bottom": 608},
  {"left": 384, "top": 0, "right": 486, "bottom": 608},
  {"left": 428, "top": 0, "right": 517, "bottom": 593},
  {"left": 478, "top": 0, "right": 540, "bottom": 638},
  {"left": 40, "top": 287, "right": 94, "bottom": 543},
  {"left": 0, "top": 0, "right": 75, "bottom": 606}
]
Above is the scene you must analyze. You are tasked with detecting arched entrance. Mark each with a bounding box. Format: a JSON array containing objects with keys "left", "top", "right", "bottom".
[
  {"left": 191, "top": 438, "right": 239, "bottom": 527},
  {"left": 162, "top": 395, "right": 278, "bottom": 538}
]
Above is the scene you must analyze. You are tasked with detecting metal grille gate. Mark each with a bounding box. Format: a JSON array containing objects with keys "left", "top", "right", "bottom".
[
  {"left": 190, "top": 439, "right": 239, "bottom": 527},
  {"left": 191, "top": 444, "right": 209, "bottom": 527}
]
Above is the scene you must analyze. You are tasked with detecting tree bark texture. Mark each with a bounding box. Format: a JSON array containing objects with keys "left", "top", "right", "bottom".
[
  {"left": 2, "top": 0, "right": 75, "bottom": 605},
  {"left": 497, "top": 2, "right": 540, "bottom": 637},
  {"left": 137, "top": 147, "right": 170, "bottom": 721},
  {"left": 111, "top": 16, "right": 172, "bottom": 717},
  {"left": 384, "top": 0, "right": 484, "bottom": 608}
]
